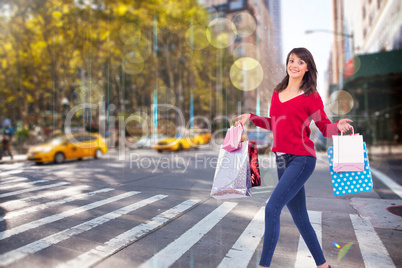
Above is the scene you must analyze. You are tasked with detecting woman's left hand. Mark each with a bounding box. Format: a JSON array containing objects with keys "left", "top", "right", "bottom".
[{"left": 337, "top": 119, "right": 353, "bottom": 133}]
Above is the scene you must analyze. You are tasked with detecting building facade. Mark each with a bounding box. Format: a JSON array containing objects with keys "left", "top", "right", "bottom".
[
  {"left": 330, "top": 0, "right": 402, "bottom": 147},
  {"left": 200, "top": 0, "right": 283, "bottom": 117}
]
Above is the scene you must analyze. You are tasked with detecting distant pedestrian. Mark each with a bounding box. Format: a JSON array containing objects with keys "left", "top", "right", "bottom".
[
  {"left": 235, "top": 48, "right": 353, "bottom": 268},
  {"left": 1, "top": 135, "right": 13, "bottom": 160}
]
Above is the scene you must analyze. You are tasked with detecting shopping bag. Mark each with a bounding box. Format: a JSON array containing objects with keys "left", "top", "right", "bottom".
[
  {"left": 332, "top": 128, "right": 364, "bottom": 172},
  {"left": 222, "top": 125, "right": 243, "bottom": 152},
  {"left": 327, "top": 142, "right": 373, "bottom": 196},
  {"left": 248, "top": 141, "right": 261, "bottom": 187},
  {"left": 211, "top": 141, "right": 252, "bottom": 199}
]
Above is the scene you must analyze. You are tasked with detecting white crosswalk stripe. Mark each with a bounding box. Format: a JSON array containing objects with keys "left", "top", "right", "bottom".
[
  {"left": 218, "top": 206, "right": 265, "bottom": 268},
  {"left": 0, "top": 178, "right": 397, "bottom": 268},
  {"left": 350, "top": 214, "right": 396, "bottom": 268},
  {"left": 0, "top": 194, "right": 168, "bottom": 266},
  {"left": 0, "top": 185, "right": 91, "bottom": 211},
  {"left": 0, "top": 179, "right": 48, "bottom": 190},
  {"left": 0, "top": 188, "right": 115, "bottom": 222},
  {"left": 0, "top": 191, "right": 140, "bottom": 240},
  {"left": 138, "top": 202, "right": 238, "bottom": 268},
  {"left": 295, "top": 211, "right": 322, "bottom": 267},
  {"left": 0, "top": 177, "right": 28, "bottom": 184},
  {"left": 0, "top": 169, "right": 24, "bottom": 177},
  {"left": 0, "top": 182, "right": 70, "bottom": 198},
  {"left": 57, "top": 199, "right": 200, "bottom": 268}
]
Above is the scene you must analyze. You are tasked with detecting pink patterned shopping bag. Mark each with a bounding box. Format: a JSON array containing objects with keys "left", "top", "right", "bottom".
[{"left": 222, "top": 125, "right": 243, "bottom": 152}]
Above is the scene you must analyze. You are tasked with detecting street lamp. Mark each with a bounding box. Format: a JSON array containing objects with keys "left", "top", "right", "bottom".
[
  {"left": 305, "top": 29, "right": 354, "bottom": 57},
  {"left": 62, "top": 97, "right": 69, "bottom": 133}
]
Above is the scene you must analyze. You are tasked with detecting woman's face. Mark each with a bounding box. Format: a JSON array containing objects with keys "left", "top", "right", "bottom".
[{"left": 287, "top": 53, "right": 308, "bottom": 79}]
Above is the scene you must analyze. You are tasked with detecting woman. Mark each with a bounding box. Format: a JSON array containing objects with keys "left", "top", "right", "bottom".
[{"left": 236, "top": 48, "right": 352, "bottom": 268}]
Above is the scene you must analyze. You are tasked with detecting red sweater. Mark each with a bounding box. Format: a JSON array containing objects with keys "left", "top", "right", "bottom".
[{"left": 250, "top": 91, "right": 339, "bottom": 158}]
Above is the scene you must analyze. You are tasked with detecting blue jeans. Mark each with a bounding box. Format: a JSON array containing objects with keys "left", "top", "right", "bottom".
[{"left": 259, "top": 154, "right": 326, "bottom": 267}]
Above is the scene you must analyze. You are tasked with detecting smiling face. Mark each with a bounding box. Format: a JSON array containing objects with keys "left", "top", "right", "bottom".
[{"left": 287, "top": 53, "right": 308, "bottom": 80}]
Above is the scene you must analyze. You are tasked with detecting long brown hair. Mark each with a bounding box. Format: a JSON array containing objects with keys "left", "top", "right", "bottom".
[{"left": 274, "top": 47, "right": 318, "bottom": 96}]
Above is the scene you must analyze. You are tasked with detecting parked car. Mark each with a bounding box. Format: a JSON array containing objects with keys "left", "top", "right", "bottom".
[
  {"left": 27, "top": 133, "right": 107, "bottom": 164},
  {"left": 246, "top": 129, "right": 273, "bottom": 154}
]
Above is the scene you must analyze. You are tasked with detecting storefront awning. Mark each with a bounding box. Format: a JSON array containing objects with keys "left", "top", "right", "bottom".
[{"left": 344, "top": 50, "right": 402, "bottom": 90}]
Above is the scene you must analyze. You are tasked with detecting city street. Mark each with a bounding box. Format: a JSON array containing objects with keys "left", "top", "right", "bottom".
[{"left": 0, "top": 147, "right": 400, "bottom": 268}]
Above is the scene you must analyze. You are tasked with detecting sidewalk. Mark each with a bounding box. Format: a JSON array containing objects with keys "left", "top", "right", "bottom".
[{"left": 0, "top": 154, "right": 27, "bottom": 164}]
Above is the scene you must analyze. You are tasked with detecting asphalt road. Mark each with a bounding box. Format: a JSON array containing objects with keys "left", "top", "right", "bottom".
[{"left": 0, "top": 146, "right": 400, "bottom": 268}]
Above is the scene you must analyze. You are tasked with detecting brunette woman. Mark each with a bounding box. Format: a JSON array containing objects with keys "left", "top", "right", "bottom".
[{"left": 236, "top": 47, "right": 352, "bottom": 268}]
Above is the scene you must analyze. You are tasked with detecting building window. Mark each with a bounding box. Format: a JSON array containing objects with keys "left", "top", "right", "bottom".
[
  {"left": 229, "top": 0, "right": 244, "bottom": 11},
  {"left": 362, "top": 6, "right": 366, "bottom": 19},
  {"left": 369, "top": 11, "right": 375, "bottom": 26},
  {"left": 377, "top": 0, "right": 382, "bottom": 9}
]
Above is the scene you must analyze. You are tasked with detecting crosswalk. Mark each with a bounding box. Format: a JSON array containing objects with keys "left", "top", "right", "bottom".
[{"left": 0, "top": 175, "right": 397, "bottom": 268}]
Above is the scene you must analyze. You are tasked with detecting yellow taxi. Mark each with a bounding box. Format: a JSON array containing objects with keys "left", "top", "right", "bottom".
[
  {"left": 27, "top": 133, "right": 108, "bottom": 164},
  {"left": 195, "top": 129, "right": 212, "bottom": 144},
  {"left": 154, "top": 131, "right": 205, "bottom": 152}
]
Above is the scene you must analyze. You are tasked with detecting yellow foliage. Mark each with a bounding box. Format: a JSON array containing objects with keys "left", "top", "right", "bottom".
[
  {"left": 63, "top": 5, "right": 70, "bottom": 14},
  {"left": 100, "top": 30, "right": 110, "bottom": 41},
  {"left": 4, "top": 43, "right": 13, "bottom": 52},
  {"left": 52, "top": 10, "right": 62, "bottom": 19},
  {"left": 27, "top": 94, "right": 34, "bottom": 103},
  {"left": 116, "top": 5, "right": 128, "bottom": 16}
]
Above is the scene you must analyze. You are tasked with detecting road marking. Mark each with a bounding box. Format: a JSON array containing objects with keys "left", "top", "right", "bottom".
[
  {"left": 0, "top": 182, "right": 70, "bottom": 198},
  {"left": 294, "top": 211, "right": 322, "bottom": 268},
  {"left": 0, "top": 191, "right": 140, "bottom": 240},
  {"left": 0, "top": 185, "right": 90, "bottom": 211},
  {"left": 0, "top": 169, "right": 24, "bottom": 177},
  {"left": 0, "top": 188, "right": 115, "bottom": 222},
  {"left": 138, "top": 202, "right": 238, "bottom": 268},
  {"left": 252, "top": 190, "right": 272, "bottom": 195},
  {"left": 218, "top": 206, "right": 265, "bottom": 268},
  {"left": 253, "top": 186, "right": 275, "bottom": 190},
  {"left": 58, "top": 199, "right": 200, "bottom": 268},
  {"left": 371, "top": 168, "right": 402, "bottom": 198},
  {"left": 0, "top": 177, "right": 27, "bottom": 184},
  {"left": 350, "top": 214, "right": 395, "bottom": 268},
  {"left": 0, "top": 194, "right": 167, "bottom": 267},
  {"left": 0, "top": 179, "right": 48, "bottom": 190}
]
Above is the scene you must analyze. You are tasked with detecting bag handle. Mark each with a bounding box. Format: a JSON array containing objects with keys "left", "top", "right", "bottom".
[{"left": 341, "top": 126, "right": 354, "bottom": 136}]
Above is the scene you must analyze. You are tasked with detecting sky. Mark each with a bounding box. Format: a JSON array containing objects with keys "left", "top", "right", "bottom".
[{"left": 281, "top": 0, "right": 334, "bottom": 101}]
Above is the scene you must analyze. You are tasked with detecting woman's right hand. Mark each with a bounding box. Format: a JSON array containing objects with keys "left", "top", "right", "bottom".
[{"left": 235, "top": 113, "right": 251, "bottom": 127}]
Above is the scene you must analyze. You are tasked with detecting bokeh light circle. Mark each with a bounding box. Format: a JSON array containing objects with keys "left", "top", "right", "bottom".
[
  {"left": 185, "top": 25, "right": 209, "bottom": 51},
  {"left": 119, "top": 23, "right": 137, "bottom": 44},
  {"left": 206, "top": 18, "right": 237, "bottom": 49},
  {"left": 79, "top": 81, "right": 104, "bottom": 104},
  {"left": 194, "top": 7, "right": 209, "bottom": 26},
  {"left": 156, "top": 86, "right": 176, "bottom": 106},
  {"left": 230, "top": 59, "right": 263, "bottom": 91},
  {"left": 124, "top": 35, "right": 152, "bottom": 63},
  {"left": 233, "top": 43, "right": 261, "bottom": 62},
  {"left": 122, "top": 55, "right": 144, "bottom": 75},
  {"left": 232, "top": 12, "right": 256, "bottom": 37},
  {"left": 329, "top": 90, "right": 354, "bottom": 115},
  {"left": 157, "top": 119, "right": 176, "bottom": 136},
  {"left": 342, "top": 56, "right": 362, "bottom": 78},
  {"left": 352, "top": 56, "right": 361, "bottom": 74},
  {"left": 234, "top": 57, "right": 260, "bottom": 70}
]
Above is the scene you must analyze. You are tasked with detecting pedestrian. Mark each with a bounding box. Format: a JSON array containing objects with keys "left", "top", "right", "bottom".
[
  {"left": 1, "top": 135, "right": 13, "bottom": 160},
  {"left": 235, "top": 47, "right": 352, "bottom": 268}
]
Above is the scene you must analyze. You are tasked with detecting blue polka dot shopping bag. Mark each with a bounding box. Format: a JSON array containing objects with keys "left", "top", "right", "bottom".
[{"left": 327, "top": 142, "right": 373, "bottom": 196}]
